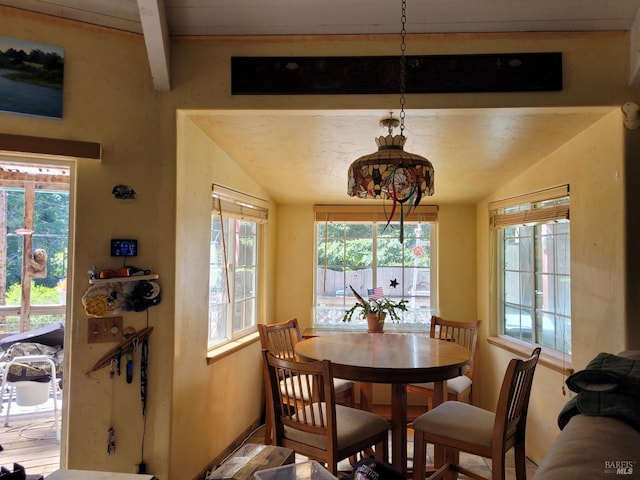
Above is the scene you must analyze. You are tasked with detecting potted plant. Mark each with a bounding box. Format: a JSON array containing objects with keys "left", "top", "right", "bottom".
[{"left": 342, "top": 285, "right": 408, "bottom": 333}]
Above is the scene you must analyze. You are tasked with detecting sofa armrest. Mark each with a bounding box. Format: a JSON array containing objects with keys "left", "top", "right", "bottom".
[{"left": 533, "top": 414, "right": 640, "bottom": 479}]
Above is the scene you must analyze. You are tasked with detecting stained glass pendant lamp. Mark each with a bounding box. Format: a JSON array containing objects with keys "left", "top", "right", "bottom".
[{"left": 346, "top": 0, "right": 434, "bottom": 243}]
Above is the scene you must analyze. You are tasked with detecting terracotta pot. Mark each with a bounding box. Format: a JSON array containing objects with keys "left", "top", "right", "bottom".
[{"left": 366, "top": 312, "right": 386, "bottom": 333}]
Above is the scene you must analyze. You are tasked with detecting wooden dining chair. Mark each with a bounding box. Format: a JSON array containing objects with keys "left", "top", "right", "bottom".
[
  {"left": 258, "top": 318, "right": 355, "bottom": 444},
  {"left": 412, "top": 347, "right": 541, "bottom": 480},
  {"left": 408, "top": 316, "right": 480, "bottom": 409},
  {"left": 261, "top": 349, "right": 389, "bottom": 475}
]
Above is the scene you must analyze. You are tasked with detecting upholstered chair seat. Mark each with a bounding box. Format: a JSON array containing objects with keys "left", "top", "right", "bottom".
[
  {"left": 259, "top": 318, "right": 355, "bottom": 444},
  {"left": 408, "top": 316, "right": 480, "bottom": 409},
  {"left": 283, "top": 402, "right": 390, "bottom": 450},
  {"left": 412, "top": 401, "right": 494, "bottom": 448},
  {"left": 280, "top": 376, "right": 354, "bottom": 401},
  {"left": 410, "top": 375, "right": 473, "bottom": 398},
  {"left": 263, "top": 350, "right": 389, "bottom": 475},
  {"left": 412, "top": 348, "right": 541, "bottom": 480}
]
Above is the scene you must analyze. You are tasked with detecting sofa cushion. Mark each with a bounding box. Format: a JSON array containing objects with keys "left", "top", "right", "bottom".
[{"left": 532, "top": 414, "right": 640, "bottom": 479}]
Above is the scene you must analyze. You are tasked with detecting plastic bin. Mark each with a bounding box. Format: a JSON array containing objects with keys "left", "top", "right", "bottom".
[
  {"left": 254, "top": 461, "right": 337, "bottom": 480},
  {"left": 14, "top": 380, "right": 50, "bottom": 406},
  {"left": 207, "top": 444, "right": 295, "bottom": 480}
]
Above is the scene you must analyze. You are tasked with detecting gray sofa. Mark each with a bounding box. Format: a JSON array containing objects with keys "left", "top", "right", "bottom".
[
  {"left": 532, "top": 351, "right": 640, "bottom": 479},
  {"left": 532, "top": 414, "right": 639, "bottom": 479}
]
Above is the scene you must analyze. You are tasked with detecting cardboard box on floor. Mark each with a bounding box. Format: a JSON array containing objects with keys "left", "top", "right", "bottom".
[{"left": 207, "top": 444, "right": 295, "bottom": 480}]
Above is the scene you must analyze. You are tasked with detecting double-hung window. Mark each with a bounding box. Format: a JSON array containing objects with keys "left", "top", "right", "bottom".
[
  {"left": 490, "top": 185, "right": 571, "bottom": 355},
  {"left": 313, "top": 205, "right": 438, "bottom": 328},
  {"left": 208, "top": 185, "right": 268, "bottom": 348}
]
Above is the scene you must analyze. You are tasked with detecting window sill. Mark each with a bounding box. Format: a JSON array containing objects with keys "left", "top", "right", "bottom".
[
  {"left": 207, "top": 331, "right": 260, "bottom": 364},
  {"left": 487, "top": 335, "right": 574, "bottom": 375}
]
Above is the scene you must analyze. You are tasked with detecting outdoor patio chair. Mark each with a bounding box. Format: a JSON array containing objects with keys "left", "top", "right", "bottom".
[{"left": 0, "top": 351, "right": 61, "bottom": 442}]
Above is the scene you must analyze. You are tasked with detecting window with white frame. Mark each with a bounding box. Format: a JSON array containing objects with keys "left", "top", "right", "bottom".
[
  {"left": 313, "top": 205, "right": 438, "bottom": 328},
  {"left": 490, "top": 185, "right": 571, "bottom": 355},
  {"left": 208, "top": 185, "right": 268, "bottom": 348}
]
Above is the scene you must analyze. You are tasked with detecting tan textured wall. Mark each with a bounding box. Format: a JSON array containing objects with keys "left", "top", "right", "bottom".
[
  {"left": 0, "top": 5, "right": 637, "bottom": 477},
  {"left": 174, "top": 115, "right": 274, "bottom": 479},
  {"left": 0, "top": 7, "right": 174, "bottom": 477},
  {"left": 273, "top": 204, "right": 477, "bottom": 328},
  {"left": 476, "top": 110, "right": 626, "bottom": 463}
]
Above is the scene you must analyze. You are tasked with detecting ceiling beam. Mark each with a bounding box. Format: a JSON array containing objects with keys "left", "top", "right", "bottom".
[{"left": 137, "top": 0, "right": 171, "bottom": 92}]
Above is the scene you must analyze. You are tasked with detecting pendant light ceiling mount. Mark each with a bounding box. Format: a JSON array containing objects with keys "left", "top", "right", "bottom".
[{"left": 380, "top": 116, "right": 400, "bottom": 132}]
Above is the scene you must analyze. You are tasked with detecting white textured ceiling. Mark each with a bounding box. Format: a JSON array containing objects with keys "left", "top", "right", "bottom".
[
  {"left": 188, "top": 108, "right": 614, "bottom": 204},
  {"left": 3, "top": 0, "right": 640, "bottom": 36},
  {"left": 1, "top": 1, "right": 638, "bottom": 204}
]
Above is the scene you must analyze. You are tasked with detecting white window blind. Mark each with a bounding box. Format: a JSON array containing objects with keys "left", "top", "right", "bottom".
[
  {"left": 489, "top": 185, "right": 569, "bottom": 228},
  {"left": 212, "top": 184, "right": 268, "bottom": 223},
  {"left": 314, "top": 204, "right": 438, "bottom": 222}
]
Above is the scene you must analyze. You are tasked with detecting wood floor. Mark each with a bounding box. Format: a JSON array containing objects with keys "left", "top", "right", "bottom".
[
  {"left": 242, "top": 426, "right": 538, "bottom": 480},
  {"left": 241, "top": 405, "right": 539, "bottom": 480},
  {"left": 0, "top": 402, "right": 538, "bottom": 480},
  {"left": 0, "top": 401, "right": 60, "bottom": 478}
]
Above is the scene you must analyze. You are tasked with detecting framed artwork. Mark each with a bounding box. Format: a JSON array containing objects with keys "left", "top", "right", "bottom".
[{"left": 0, "top": 36, "right": 64, "bottom": 119}]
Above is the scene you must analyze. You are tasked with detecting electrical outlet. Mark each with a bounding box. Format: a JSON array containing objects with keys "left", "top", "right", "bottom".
[{"left": 88, "top": 316, "right": 123, "bottom": 343}]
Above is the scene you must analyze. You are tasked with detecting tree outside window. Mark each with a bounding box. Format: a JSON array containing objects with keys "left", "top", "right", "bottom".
[{"left": 1, "top": 179, "right": 69, "bottom": 332}]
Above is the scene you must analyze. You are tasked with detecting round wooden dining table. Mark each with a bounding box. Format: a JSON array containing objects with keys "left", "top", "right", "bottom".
[{"left": 295, "top": 332, "right": 471, "bottom": 476}]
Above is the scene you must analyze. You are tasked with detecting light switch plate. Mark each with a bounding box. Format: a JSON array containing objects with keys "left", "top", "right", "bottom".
[{"left": 88, "top": 316, "right": 123, "bottom": 343}]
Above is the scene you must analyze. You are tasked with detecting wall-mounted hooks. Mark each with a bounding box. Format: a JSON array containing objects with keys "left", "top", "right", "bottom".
[{"left": 622, "top": 102, "right": 640, "bottom": 130}]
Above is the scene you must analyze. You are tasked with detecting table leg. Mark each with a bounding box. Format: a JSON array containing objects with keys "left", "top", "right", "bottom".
[
  {"left": 360, "top": 382, "right": 373, "bottom": 411},
  {"left": 391, "top": 383, "right": 408, "bottom": 477}
]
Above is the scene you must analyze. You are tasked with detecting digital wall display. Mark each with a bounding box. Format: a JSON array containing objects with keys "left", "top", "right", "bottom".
[{"left": 110, "top": 239, "right": 138, "bottom": 257}]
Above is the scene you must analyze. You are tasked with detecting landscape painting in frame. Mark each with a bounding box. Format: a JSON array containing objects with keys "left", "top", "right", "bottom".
[{"left": 0, "top": 36, "right": 64, "bottom": 119}]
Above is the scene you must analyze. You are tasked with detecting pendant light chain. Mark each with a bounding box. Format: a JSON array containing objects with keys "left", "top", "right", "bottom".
[
  {"left": 399, "top": 0, "right": 407, "bottom": 138},
  {"left": 347, "top": 0, "right": 435, "bottom": 236}
]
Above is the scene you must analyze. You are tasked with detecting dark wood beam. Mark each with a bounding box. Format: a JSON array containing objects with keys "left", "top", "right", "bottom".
[
  {"left": 232, "top": 52, "right": 563, "bottom": 95},
  {"left": 0, "top": 133, "right": 101, "bottom": 160}
]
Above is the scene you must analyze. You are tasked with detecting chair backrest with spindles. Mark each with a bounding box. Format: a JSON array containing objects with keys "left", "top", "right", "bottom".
[
  {"left": 262, "top": 349, "right": 337, "bottom": 459},
  {"left": 258, "top": 318, "right": 302, "bottom": 361},
  {"left": 430, "top": 316, "right": 480, "bottom": 379},
  {"left": 493, "top": 347, "right": 541, "bottom": 452}
]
